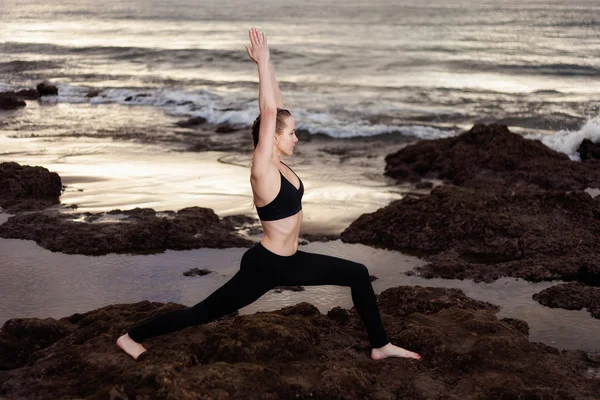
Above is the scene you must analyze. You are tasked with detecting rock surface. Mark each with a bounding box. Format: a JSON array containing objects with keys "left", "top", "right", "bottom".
[
  {"left": 384, "top": 123, "right": 600, "bottom": 192},
  {"left": 0, "top": 162, "right": 63, "bottom": 212},
  {"left": 342, "top": 185, "right": 600, "bottom": 285},
  {"left": 0, "top": 92, "right": 26, "bottom": 109},
  {"left": 344, "top": 124, "right": 600, "bottom": 317},
  {"left": 0, "top": 286, "right": 597, "bottom": 399},
  {"left": 533, "top": 282, "right": 600, "bottom": 319},
  {"left": 0, "top": 206, "right": 253, "bottom": 255}
]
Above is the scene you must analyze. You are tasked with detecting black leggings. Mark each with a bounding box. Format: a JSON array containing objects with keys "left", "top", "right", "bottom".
[{"left": 128, "top": 242, "right": 390, "bottom": 348}]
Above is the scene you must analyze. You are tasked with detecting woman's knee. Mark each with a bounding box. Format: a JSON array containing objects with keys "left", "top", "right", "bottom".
[{"left": 349, "top": 262, "right": 370, "bottom": 281}]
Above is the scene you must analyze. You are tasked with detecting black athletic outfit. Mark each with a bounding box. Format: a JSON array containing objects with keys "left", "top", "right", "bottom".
[{"left": 128, "top": 161, "right": 390, "bottom": 348}]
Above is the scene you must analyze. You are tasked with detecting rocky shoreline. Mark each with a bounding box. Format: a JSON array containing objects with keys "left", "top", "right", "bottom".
[
  {"left": 1, "top": 123, "right": 600, "bottom": 398},
  {"left": 341, "top": 124, "right": 600, "bottom": 320},
  {"left": 1, "top": 286, "right": 598, "bottom": 399}
]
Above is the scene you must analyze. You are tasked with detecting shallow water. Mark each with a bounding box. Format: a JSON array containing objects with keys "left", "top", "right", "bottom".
[{"left": 1, "top": 228, "right": 598, "bottom": 352}]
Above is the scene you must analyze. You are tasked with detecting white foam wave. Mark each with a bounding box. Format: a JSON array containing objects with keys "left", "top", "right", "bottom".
[
  {"left": 32, "top": 82, "right": 460, "bottom": 140},
  {"left": 524, "top": 117, "right": 600, "bottom": 160}
]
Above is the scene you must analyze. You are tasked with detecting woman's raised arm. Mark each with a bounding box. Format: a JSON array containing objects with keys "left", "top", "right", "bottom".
[
  {"left": 269, "top": 60, "right": 284, "bottom": 109},
  {"left": 245, "top": 27, "right": 277, "bottom": 175}
]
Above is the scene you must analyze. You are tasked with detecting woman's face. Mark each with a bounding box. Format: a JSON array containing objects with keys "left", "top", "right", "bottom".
[{"left": 275, "top": 116, "right": 298, "bottom": 156}]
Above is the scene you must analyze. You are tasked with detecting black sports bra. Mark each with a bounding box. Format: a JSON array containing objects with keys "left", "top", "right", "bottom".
[{"left": 255, "top": 161, "right": 304, "bottom": 221}]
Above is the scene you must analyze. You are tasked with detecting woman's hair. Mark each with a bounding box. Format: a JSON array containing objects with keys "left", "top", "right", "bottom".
[{"left": 250, "top": 108, "right": 292, "bottom": 149}]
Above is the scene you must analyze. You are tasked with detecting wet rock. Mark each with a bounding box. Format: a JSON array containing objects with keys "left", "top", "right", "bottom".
[
  {"left": 384, "top": 123, "right": 600, "bottom": 192},
  {"left": 15, "top": 89, "right": 41, "bottom": 100},
  {"left": 183, "top": 268, "right": 213, "bottom": 277},
  {"left": 578, "top": 139, "right": 600, "bottom": 161},
  {"left": 215, "top": 123, "right": 242, "bottom": 133},
  {"left": 415, "top": 180, "right": 434, "bottom": 189},
  {"left": 0, "top": 206, "right": 254, "bottom": 255},
  {"left": 532, "top": 282, "right": 600, "bottom": 319},
  {"left": 0, "top": 318, "right": 75, "bottom": 370},
  {"left": 0, "top": 92, "right": 26, "bottom": 109},
  {"left": 341, "top": 185, "right": 600, "bottom": 284},
  {"left": 300, "top": 233, "right": 341, "bottom": 243},
  {"left": 176, "top": 116, "right": 207, "bottom": 127},
  {"left": 0, "top": 162, "right": 62, "bottom": 212},
  {"left": 0, "top": 287, "right": 597, "bottom": 399},
  {"left": 36, "top": 82, "right": 58, "bottom": 96},
  {"left": 222, "top": 214, "right": 258, "bottom": 230},
  {"left": 85, "top": 89, "right": 101, "bottom": 98}
]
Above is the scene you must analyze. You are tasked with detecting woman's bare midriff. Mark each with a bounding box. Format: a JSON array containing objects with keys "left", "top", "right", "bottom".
[{"left": 259, "top": 209, "right": 303, "bottom": 256}]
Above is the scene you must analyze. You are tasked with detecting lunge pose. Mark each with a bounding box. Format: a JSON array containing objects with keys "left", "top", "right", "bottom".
[{"left": 117, "top": 28, "right": 421, "bottom": 362}]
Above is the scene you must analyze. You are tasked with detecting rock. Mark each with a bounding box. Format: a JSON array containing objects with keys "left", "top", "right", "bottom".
[
  {"left": 0, "top": 287, "right": 597, "bottom": 399},
  {"left": 532, "top": 282, "right": 600, "bottom": 319},
  {"left": 415, "top": 181, "right": 434, "bottom": 189},
  {"left": 15, "top": 89, "right": 40, "bottom": 100},
  {"left": 85, "top": 89, "right": 101, "bottom": 98},
  {"left": 0, "top": 206, "right": 254, "bottom": 255},
  {"left": 222, "top": 214, "right": 258, "bottom": 230},
  {"left": 300, "top": 233, "right": 341, "bottom": 243},
  {"left": 578, "top": 139, "right": 600, "bottom": 161},
  {"left": 216, "top": 124, "right": 241, "bottom": 133},
  {"left": 0, "top": 162, "right": 62, "bottom": 212},
  {"left": 176, "top": 116, "right": 207, "bottom": 127},
  {"left": 384, "top": 123, "right": 600, "bottom": 192},
  {"left": 183, "top": 268, "right": 213, "bottom": 277},
  {"left": 0, "top": 92, "right": 26, "bottom": 110},
  {"left": 36, "top": 82, "right": 58, "bottom": 96},
  {"left": 341, "top": 185, "right": 600, "bottom": 284}
]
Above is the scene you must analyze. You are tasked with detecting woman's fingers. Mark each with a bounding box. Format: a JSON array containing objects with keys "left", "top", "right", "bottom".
[
  {"left": 251, "top": 27, "right": 258, "bottom": 45},
  {"left": 262, "top": 32, "right": 267, "bottom": 46}
]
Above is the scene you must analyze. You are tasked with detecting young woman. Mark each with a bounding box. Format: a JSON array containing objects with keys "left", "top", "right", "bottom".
[{"left": 117, "top": 28, "right": 421, "bottom": 362}]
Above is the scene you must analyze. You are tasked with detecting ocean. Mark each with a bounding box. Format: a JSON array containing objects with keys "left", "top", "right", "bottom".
[{"left": 1, "top": 0, "right": 599, "bottom": 155}]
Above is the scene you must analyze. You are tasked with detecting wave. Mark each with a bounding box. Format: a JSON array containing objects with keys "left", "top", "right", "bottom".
[
  {"left": 0, "top": 42, "right": 296, "bottom": 63},
  {"left": 0, "top": 60, "right": 60, "bottom": 73},
  {"left": 524, "top": 117, "right": 600, "bottom": 161},
  {"left": 448, "top": 60, "right": 600, "bottom": 77}
]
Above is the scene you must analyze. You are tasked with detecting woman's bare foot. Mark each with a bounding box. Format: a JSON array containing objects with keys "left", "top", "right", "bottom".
[
  {"left": 116, "top": 333, "right": 147, "bottom": 360},
  {"left": 371, "top": 343, "right": 421, "bottom": 361}
]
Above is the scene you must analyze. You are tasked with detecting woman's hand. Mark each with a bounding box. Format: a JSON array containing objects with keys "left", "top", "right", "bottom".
[{"left": 245, "top": 27, "right": 270, "bottom": 65}]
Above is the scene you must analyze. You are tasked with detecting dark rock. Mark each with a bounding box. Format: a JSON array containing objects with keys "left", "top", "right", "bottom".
[
  {"left": 578, "top": 139, "right": 600, "bottom": 161},
  {"left": 0, "top": 206, "right": 253, "bottom": 255},
  {"left": 0, "top": 92, "right": 26, "bottom": 109},
  {"left": 300, "top": 233, "right": 341, "bottom": 243},
  {"left": 36, "top": 82, "right": 58, "bottom": 96},
  {"left": 500, "top": 318, "right": 530, "bottom": 336},
  {"left": 183, "top": 268, "right": 213, "bottom": 277},
  {"left": 532, "top": 282, "right": 600, "bottom": 319},
  {"left": 0, "top": 318, "right": 75, "bottom": 369},
  {"left": 15, "top": 89, "right": 40, "bottom": 100},
  {"left": 222, "top": 214, "right": 258, "bottom": 230},
  {"left": 215, "top": 124, "right": 241, "bottom": 133},
  {"left": 415, "top": 181, "right": 434, "bottom": 189},
  {"left": 384, "top": 123, "right": 600, "bottom": 192},
  {"left": 176, "top": 116, "right": 207, "bottom": 127},
  {"left": 342, "top": 185, "right": 600, "bottom": 285},
  {"left": 0, "top": 287, "right": 597, "bottom": 399},
  {"left": 0, "top": 162, "right": 62, "bottom": 212},
  {"left": 85, "top": 90, "right": 101, "bottom": 98}
]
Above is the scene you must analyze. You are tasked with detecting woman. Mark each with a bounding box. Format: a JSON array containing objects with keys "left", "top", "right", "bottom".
[{"left": 117, "top": 28, "right": 421, "bottom": 362}]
